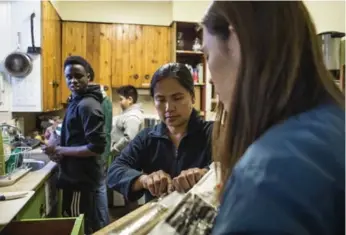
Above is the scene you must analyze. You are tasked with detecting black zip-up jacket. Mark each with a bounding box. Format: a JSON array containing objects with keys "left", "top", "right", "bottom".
[
  {"left": 107, "top": 109, "right": 213, "bottom": 202},
  {"left": 58, "top": 85, "right": 106, "bottom": 191}
]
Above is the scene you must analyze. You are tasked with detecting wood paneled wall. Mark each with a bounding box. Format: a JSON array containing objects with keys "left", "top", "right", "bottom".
[
  {"left": 41, "top": 1, "right": 62, "bottom": 111},
  {"left": 61, "top": 22, "right": 113, "bottom": 102},
  {"left": 61, "top": 21, "right": 172, "bottom": 103},
  {"left": 112, "top": 24, "right": 171, "bottom": 88}
]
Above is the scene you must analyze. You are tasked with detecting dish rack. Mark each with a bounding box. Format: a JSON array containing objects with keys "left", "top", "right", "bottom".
[{"left": 0, "top": 123, "right": 32, "bottom": 186}]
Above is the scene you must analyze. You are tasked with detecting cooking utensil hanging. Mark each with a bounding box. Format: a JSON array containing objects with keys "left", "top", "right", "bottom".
[
  {"left": 27, "top": 12, "right": 41, "bottom": 54},
  {"left": 4, "top": 32, "right": 33, "bottom": 78}
]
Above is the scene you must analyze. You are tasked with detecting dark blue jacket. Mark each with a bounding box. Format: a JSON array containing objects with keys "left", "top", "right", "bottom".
[
  {"left": 107, "top": 109, "right": 213, "bottom": 202},
  {"left": 212, "top": 103, "right": 345, "bottom": 235},
  {"left": 58, "top": 85, "right": 106, "bottom": 191}
]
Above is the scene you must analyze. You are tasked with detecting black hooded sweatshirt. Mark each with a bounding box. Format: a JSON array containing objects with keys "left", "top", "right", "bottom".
[{"left": 58, "top": 85, "right": 106, "bottom": 191}]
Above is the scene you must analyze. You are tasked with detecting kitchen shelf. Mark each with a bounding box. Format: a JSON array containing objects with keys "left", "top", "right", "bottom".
[{"left": 173, "top": 21, "right": 207, "bottom": 120}]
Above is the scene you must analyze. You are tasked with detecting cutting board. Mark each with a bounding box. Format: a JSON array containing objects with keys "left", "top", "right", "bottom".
[{"left": 0, "top": 168, "right": 31, "bottom": 187}]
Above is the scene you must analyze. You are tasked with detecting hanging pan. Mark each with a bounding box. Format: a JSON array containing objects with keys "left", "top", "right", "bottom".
[{"left": 4, "top": 32, "right": 33, "bottom": 78}]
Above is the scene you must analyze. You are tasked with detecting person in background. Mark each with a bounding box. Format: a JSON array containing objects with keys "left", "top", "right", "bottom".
[
  {"left": 98, "top": 85, "right": 113, "bottom": 168},
  {"left": 111, "top": 85, "right": 144, "bottom": 159},
  {"left": 107, "top": 63, "right": 213, "bottom": 203},
  {"left": 201, "top": 1, "right": 345, "bottom": 235},
  {"left": 42, "top": 56, "right": 110, "bottom": 234}
]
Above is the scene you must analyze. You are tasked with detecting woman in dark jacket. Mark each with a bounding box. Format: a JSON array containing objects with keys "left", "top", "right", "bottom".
[{"left": 107, "top": 63, "right": 213, "bottom": 202}]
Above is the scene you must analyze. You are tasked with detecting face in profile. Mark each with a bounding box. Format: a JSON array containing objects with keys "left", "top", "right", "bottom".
[
  {"left": 64, "top": 64, "right": 90, "bottom": 94},
  {"left": 202, "top": 25, "right": 241, "bottom": 111},
  {"left": 153, "top": 77, "right": 194, "bottom": 127},
  {"left": 119, "top": 95, "right": 132, "bottom": 111}
]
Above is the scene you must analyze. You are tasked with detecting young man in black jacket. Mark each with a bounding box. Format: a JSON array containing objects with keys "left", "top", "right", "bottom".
[{"left": 43, "top": 56, "right": 109, "bottom": 234}]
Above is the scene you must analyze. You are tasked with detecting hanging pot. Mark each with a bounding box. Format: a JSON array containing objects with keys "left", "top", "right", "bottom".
[{"left": 4, "top": 32, "right": 33, "bottom": 78}]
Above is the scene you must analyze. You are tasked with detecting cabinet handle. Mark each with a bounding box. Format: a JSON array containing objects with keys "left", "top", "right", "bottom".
[
  {"left": 144, "top": 74, "right": 150, "bottom": 80},
  {"left": 39, "top": 203, "right": 45, "bottom": 217},
  {"left": 52, "top": 81, "right": 58, "bottom": 110},
  {"left": 133, "top": 74, "right": 139, "bottom": 80},
  {"left": 52, "top": 57, "right": 58, "bottom": 110}
]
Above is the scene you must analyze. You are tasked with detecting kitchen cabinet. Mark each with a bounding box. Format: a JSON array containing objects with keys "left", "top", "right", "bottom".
[
  {"left": 15, "top": 183, "right": 46, "bottom": 219},
  {"left": 61, "top": 22, "right": 171, "bottom": 100},
  {"left": 61, "top": 22, "right": 113, "bottom": 103},
  {"left": 0, "top": 215, "right": 84, "bottom": 235},
  {"left": 41, "top": 1, "right": 62, "bottom": 112},
  {"left": 14, "top": 170, "right": 59, "bottom": 220},
  {"left": 111, "top": 24, "right": 171, "bottom": 88}
]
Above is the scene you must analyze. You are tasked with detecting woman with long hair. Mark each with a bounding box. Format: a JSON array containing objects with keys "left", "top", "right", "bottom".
[{"left": 201, "top": 1, "right": 345, "bottom": 234}]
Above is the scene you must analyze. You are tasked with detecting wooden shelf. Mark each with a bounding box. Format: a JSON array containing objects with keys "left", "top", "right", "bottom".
[
  {"left": 173, "top": 21, "right": 206, "bottom": 120},
  {"left": 176, "top": 50, "right": 203, "bottom": 55}
]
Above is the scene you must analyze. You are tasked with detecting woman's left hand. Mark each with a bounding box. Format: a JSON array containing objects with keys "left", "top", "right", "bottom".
[{"left": 172, "top": 168, "right": 208, "bottom": 193}]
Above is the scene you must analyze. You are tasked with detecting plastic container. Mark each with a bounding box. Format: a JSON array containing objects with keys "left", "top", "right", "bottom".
[{"left": 2, "top": 127, "right": 11, "bottom": 161}]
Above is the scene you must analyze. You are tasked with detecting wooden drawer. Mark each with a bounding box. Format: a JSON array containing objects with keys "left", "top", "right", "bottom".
[{"left": 0, "top": 215, "right": 84, "bottom": 235}]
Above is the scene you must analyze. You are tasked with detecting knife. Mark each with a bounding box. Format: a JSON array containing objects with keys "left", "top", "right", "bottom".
[{"left": 0, "top": 191, "right": 28, "bottom": 201}]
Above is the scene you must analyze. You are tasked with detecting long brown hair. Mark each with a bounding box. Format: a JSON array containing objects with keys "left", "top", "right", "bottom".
[{"left": 202, "top": 1, "right": 345, "bottom": 197}]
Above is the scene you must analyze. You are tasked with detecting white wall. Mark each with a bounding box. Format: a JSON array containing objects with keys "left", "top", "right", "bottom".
[
  {"left": 0, "top": 1, "right": 43, "bottom": 115},
  {"left": 0, "top": 2, "right": 12, "bottom": 121},
  {"left": 52, "top": 0, "right": 345, "bottom": 34},
  {"left": 51, "top": 0, "right": 173, "bottom": 26},
  {"left": 304, "top": 1, "right": 345, "bottom": 34},
  {"left": 172, "top": 1, "right": 210, "bottom": 23},
  {"left": 10, "top": 1, "right": 42, "bottom": 112}
]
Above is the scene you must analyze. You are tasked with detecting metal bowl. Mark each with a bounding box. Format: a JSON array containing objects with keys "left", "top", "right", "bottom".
[{"left": 4, "top": 52, "right": 33, "bottom": 78}]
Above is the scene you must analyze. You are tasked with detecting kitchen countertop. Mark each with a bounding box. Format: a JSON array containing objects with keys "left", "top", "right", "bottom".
[
  {"left": 0, "top": 191, "right": 35, "bottom": 226},
  {"left": 0, "top": 161, "right": 57, "bottom": 193},
  {"left": 0, "top": 159, "right": 57, "bottom": 226}
]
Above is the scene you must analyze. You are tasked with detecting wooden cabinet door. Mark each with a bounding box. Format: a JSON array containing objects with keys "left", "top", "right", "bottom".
[
  {"left": 111, "top": 24, "right": 171, "bottom": 88},
  {"left": 141, "top": 25, "right": 171, "bottom": 88},
  {"left": 41, "top": 1, "right": 62, "bottom": 112},
  {"left": 111, "top": 24, "right": 138, "bottom": 88},
  {"left": 61, "top": 22, "right": 113, "bottom": 103}
]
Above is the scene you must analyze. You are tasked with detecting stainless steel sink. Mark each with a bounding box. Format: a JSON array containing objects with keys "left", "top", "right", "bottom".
[
  {"left": 30, "top": 149, "right": 50, "bottom": 163},
  {"left": 24, "top": 149, "right": 50, "bottom": 171}
]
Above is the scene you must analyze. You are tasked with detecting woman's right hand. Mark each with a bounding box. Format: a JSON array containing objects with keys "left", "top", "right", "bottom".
[{"left": 138, "top": 170, "right": 174, "bottom": 197}]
